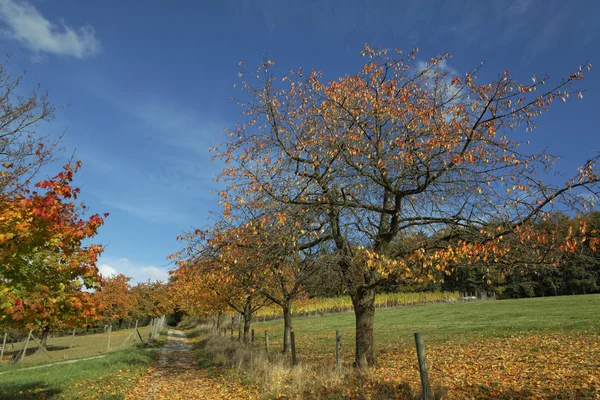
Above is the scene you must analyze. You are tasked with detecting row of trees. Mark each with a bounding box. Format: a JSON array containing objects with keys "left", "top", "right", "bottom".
[
  {"left": 171, "top": 45, "right": 600, "bottom": 367},
  {"left": 92, "top": 274, "right": 172, "bottom": 329}
]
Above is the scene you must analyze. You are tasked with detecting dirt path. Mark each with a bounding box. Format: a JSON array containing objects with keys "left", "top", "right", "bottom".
[{"left": 126, "top": 329, "right": 254, "bottom": 400}]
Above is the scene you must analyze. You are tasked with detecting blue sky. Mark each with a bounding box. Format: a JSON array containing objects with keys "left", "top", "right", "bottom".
[{"left": 0, "top": 0, "right": 598, "bottom": 283}]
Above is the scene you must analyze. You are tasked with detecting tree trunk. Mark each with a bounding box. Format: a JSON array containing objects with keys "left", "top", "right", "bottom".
[
  {"left": 351, "top": 286, "right": 377, "bottom": 367},
  {"left": 242, "top": 301, "right": 252, "bottom": 343},
  {"left": 282, "top": 299, "right": 293, "bottom": 353},
  {"left": 215, "top": 311, "right": 222, "bottom": 332},
  {"left": 37, "top": 326, "right": 50, "bottom": 353}
]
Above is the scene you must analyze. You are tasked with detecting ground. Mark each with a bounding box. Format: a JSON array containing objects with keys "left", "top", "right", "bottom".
[
  {"left": 126, "top": 329, "right": 255, "bottom": 400},
  {"left": 2, "top": 295, "right": 598, "bottom": 399}
]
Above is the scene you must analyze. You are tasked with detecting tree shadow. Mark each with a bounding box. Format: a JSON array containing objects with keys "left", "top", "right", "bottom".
[
  {"left": 45, "top": 345, "right": 70, "bottom": 352},
  {"left": 184, "top": 330, "right": 203, "bottom": 339},
  {"left": 0, "top": 382, "right": 61, "bottom": 400},
  {"left": 3, "top": 347, "right": 39, "bottom": 363}
]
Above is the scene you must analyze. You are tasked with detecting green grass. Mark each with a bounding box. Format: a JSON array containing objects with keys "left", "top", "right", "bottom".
[
  {"left": 0, "top": 325, "right": 155, "bottom": 366},
  {"left": 0, "top": 345, "right": 159, "bottom": 400},
  {"left": 249, "top": 294, "right": 600, "bottom": 356}
]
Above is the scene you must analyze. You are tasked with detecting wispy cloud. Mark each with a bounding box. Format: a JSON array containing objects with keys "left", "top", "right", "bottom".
[
  {"left": 85, "top": 83, "right": 222, "bottom": 156},
  {"left": 0, "top": 0, "right": 101, "bottom": 59},
  {"left": 103, "top": 200, "right": 190, "bottom": 225},
  {"left": 507, "top": 0, "right": 533, "bottom": 15},
  {"left": 416, "top": 59, "right": 462, "bottom": 108},
  {"left": 98, "top": 257, "right": 170, "bottom": 284},
  {"left": 446, "top": 0, "right": 576, "bottom": 62},
  {"left": 61, "top": 80, "right": 225, "bottom": 225},
  {"left": 416, "top": 59, "right": 458, "bottom": 76}
]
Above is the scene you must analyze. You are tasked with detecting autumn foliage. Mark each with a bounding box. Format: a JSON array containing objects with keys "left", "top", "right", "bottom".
[
  {"left": 94, "top": 274, "right": 139, "bottom": 324},
  {"left": 0, "top": 162, "right": 108, "bottom": 329}
]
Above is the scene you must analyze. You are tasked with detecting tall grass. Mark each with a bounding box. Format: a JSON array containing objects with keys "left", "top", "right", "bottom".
[{"left": 194, "top": 326, "right": 445, "bottom": 399}]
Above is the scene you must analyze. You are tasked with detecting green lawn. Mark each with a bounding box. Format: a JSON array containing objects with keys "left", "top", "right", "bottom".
[
  {"left": 249, "top": 294, "right": 600, "bottom": 356},
  {"left": 0, "top": 325, "right": 154, "bottom": 367},
  {"left": 0, "top": 330, "right": 165, "bottom": 400}
]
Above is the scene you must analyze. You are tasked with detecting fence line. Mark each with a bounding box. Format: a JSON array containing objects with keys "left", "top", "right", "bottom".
[{"left": 0, "top": 316, "right": 166, "bottom": 366}]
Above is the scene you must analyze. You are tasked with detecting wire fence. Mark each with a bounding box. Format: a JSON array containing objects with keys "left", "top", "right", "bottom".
[{"left": 0, "top": 316, "right": 166, "bottom": 366}]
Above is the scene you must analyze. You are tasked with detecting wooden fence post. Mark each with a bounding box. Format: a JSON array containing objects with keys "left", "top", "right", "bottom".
[
  {"left": 265, "top": 331, "right": 269, "bottom": 353},
  {"left": 414, "top": 332, "right": 431, "bottom": 400},
  {"left": 1, "top": 332, "right": 7, "bottom": 361},
  {"left": 136, "top": 328, "right": 145, "bottom": 346},
  {"left": 106, "top": 324, "right": 112, "bottom": 353},
  {"left": 148, "top": 318, "right": 154, "bottom": 341},
  {"left": 20, "top": 329, "right": 33, "bottom": 363},
  {"left": 31, "top": 335, "right": 52, "bottom": 360},
  {"left": 230, "top": 327, "right": 234, "bottom": 340},
  {"left": 290, "top": 331, "right": 297, "bottom": 366},
  {"left": 120, "top": 320, "right": 138, "bottom": 349},
  {"left": 251, "top": 329, "right": 255, "bottom": 343},
  {"left": 335, "top": 330, "right": 342, "bottom": 367},
  {"left": 133, "top": 320, "right": 138, "bottom": 343}
]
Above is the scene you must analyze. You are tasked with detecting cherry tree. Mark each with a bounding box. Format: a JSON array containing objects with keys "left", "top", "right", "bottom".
[{"left": 216, "top": 45, "right": 599, "bottom": 366}]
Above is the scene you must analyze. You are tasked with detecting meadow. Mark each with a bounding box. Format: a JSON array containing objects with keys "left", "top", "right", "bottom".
[{"left": 203, "top": 294, "right": 600, "bottom": 399}]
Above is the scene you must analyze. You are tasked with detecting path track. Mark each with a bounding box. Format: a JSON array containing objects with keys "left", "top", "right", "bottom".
[{"left": 126, "top": 329, "right": 254, "bottom": 399}]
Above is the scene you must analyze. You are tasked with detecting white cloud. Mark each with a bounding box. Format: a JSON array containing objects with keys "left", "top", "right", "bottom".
[
  {"left": 0, "top": 0, "right": 101, "bottom": 58},
  {"left": 140, "top": 266, "right": 170, "bottom": 282},
  {"left": 98, "top": 263, "right": 117, "bottom": 278},
  {"left": 416, "top": 59, "right": 458, "bottom": 76},
  {"left": 415, "top": 59, "right": 462, "bottom": 109},
  {"left": 98, "top": 257, "right": 170, "bottom": 284}
]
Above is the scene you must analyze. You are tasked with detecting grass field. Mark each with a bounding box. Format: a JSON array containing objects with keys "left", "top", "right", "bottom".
[
  {"left": 209, "top": 294, "right": 600, "bottom": 399},
  {"left": 0, "top": 327, "right": 165, "bottom": 400},
  {"left": 0, "top": 325, "right": 154, "bottom": 367},
  {"left": 251, "top": 294, "right": 600, "bottom": 352}
]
